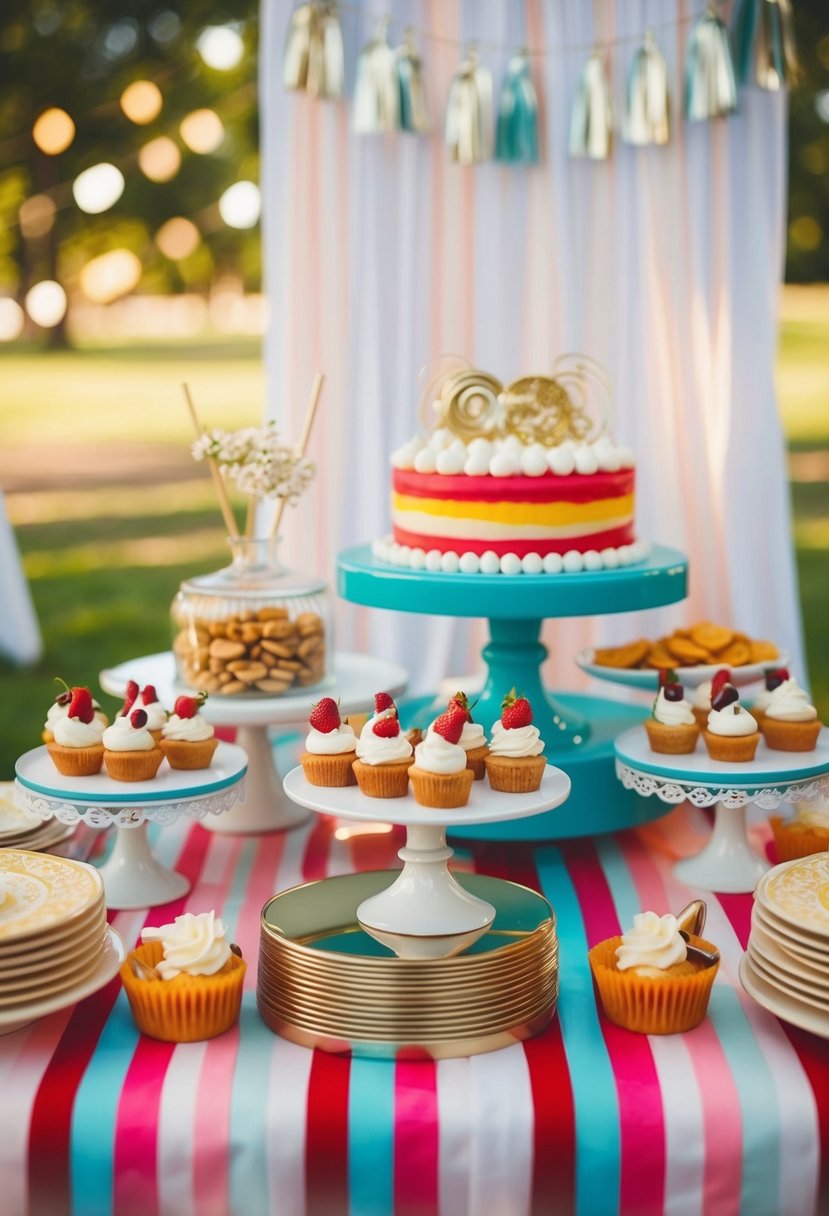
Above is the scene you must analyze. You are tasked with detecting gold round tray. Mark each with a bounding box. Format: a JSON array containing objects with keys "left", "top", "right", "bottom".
[{"left": 257, "top": 871, "right": 557, "bottom": 1058}]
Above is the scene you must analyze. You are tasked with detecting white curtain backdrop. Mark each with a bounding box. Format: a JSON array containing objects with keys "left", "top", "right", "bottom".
[
  {"left": 260, "top": 0, "right": 804, "bottom": 696},
  {"left": 0, "top": 491, "right": 42, "bottom": 666}
]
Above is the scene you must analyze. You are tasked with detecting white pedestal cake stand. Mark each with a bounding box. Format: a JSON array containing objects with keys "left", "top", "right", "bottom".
[
  {"left": 100, "top": 651, "right": 408, "bottom": 834},
  {"left": 14, "top": 742, "right": 247, "bottom": 909},
  {"left": 614, "top": 726, "right": 829, "bottom": 893},
  {"left": 282, "top": 765, "right": 571, "bottom": 959}
]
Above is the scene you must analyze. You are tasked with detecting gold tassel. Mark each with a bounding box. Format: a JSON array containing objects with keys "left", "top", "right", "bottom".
[
  {"left": 624, "top": 32, "right": 669, "bottom": 146},
  {"left": 397, "top": 28, "right": 429, "bottom": 134},
  {"left": 353, "top": 19, "right": 400, "bottom": 133},
  {"left": 445, "top": 47, "right": 493, "bottom": 165},
  {"left": 684, "top": 7, "right": 737, "bottom": 121},
  {"left": 283, "top": 2, "right": 344, "bottom": 101},
  {"left": 569, "top": 49, "right": 612, "bottom": 160}
]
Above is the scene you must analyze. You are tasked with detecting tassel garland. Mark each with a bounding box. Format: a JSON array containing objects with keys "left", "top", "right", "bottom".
[
  {"left": 624, "top": 32, "right": 670, "bottom": 147},
  {"left": 684, "top": 8, "right": 738, "bottom": 121},
  {"left": 569, "top": 50, "right": 612, "bottom": 160},
  {"left": 353, "top": 22, "right": 399, "bottom": 133},
  {"left": 397, "top": 29, "right": 430, "bottom": 133},
  {"left": 445, "top": 48, "right": 493, "bottom": 165},
  {"left": 495, "top": 52, "right": 539, "bottom": 165},
  {"left": 283, "top": 2, "right": 344, "bottom": 101},
  {"left": 732, "top": 0, "right": 799, "bottom": 91}
]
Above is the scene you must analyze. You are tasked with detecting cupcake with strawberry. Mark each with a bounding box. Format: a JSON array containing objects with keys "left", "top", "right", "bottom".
[
  {"left": 485, "top": 691, "right": 547, "bottom": 792},
  {"left": 46, "top": 684, "right": 105, "bottom": 776},
  {"left": 691, "top": 669, "right": 729, "bottom": 731},
  {"left": 702, "top": 671, "right": 760, "bottom": 763},
  {"left": 300, "top": 697, "right": 357, "bottom": 787},
  {"left": 645, "top": 670, "right": 699, "bottom": 755},
  {"left": 411, "top": 703, "right": 475, "bottom": 808},
  {"left": 137, "top": 684, "right": 168, "bottom": 742},
  {"left": 761, "top": 675, "right": 822, "bottom": 752},
  {"left": 353, "top": 693, "right": 414, "bottom": 798},
  {"left": 103, "top": 707, "right": 164, "bottom": 782},
  {"left": 160, "top": 694, "right": 218, "bottom": 770},
  {"left": 438, "top": 692, "right": 489, "bottom": 780},
  {"left": 43, "top": 679, "right": 108, "bottom": 744},
  {"left": 750, "top": 667, "right": 789, "bottom": 728}
]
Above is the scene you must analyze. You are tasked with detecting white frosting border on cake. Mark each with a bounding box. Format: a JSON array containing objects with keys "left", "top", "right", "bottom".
[
  {"left": 391, "top": 433, "right": 635, "bottom": 478},
  {"left": 371, "top": 535, "right": 651, "bottom": 575}
]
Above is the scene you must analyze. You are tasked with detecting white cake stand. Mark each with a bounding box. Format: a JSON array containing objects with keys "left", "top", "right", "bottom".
[
  {"left": 14, "top": 742, "right": 247, "bottom": 909},
  {"left": 614, "top": 727, "right": 829, "bottom": 893},
  {"left": 99, "top": 651, "right": 408, "bottom": 834},
  {"left": 282, "top": 765, "right": 571, "bottom": 959}
]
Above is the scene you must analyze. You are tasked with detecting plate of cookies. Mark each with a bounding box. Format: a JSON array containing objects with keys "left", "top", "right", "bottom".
[{"left": 576, "top": 622, "right": 785, "bottom": 689}]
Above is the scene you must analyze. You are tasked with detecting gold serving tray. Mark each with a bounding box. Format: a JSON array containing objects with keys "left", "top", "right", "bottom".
[{"left": 257, "top": 871, "right": 557, "bottom": 1059}]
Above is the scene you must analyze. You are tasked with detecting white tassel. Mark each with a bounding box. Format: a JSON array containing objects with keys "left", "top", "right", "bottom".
[
  {"left": 624, "top": 32, "right": 670, "bottom": 146},
  {"left": 684, "top": 7, "right": 737, "bottom": 121},
  {"left": 445, "top": 47, "right": 493, "bottom": 165},
  {"left": 353, "top": 20, "right": 400, "bottom": 134},
  {"left": 569, "top": 50, "right": 612, "bottom": 160},
  {"left": 283, "top": 2, "right": 344, "bottom": 101}
]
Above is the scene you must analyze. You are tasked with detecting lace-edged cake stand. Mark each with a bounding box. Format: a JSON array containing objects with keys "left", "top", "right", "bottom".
[
  {"left": 338, "top": 543, "right": 687, "bottom": 840},
  {"left": 100, "top": 651, "right": 408, "bottom": 834},
  {"left": 282, "top": 764, "right": 571, "bottom": 959},
  {"left": 14, "top": 743, "right": 247, "bottom": 909},
  {"left": 614, "top": 727, "right": 829, "bottom": 892}
]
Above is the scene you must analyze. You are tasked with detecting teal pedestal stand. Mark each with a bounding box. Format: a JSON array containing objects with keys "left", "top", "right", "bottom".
[{"left": 338, "top": 545, "right": 688, "bottom": 840}]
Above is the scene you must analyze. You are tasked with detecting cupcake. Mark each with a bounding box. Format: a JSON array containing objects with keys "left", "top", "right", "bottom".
[
  {"left": 702, "top": 673, "right": 760, "bottom": 762},
  {"left": 440, "top": 691, "right": 488, "bottom": 779},
  {"left": 352, "top": 693, "right": 414, "bottom": 798},
  {"left": 46, "top": 685, "right": 105, "bottom": 776},
  {"left": 751, "top": 667, "right": 789, "bottom": 728},
  {"left": 644, "top": 670, "right": 699, "bottom": 754},
  {"left": 137, "top": 684, "right": 168, "bottom": 743},
  {"left": 690, "top": 669, "right": 728, "bottom": 731},
  {"left": 770, "top": 805, "right": 829, "bottom": 862},
  {"left": 160, "top": 694, "right": 218, "bottom": 770},
  {"left": 589, "top": 910, "right": 719, "bottom": 1034},
  {"left": 484, "top": 691, "right": 547, "bottom": 792},
  {"left": 121, "top": 910, "right": 245, "bottom": 1042},
  {"left": 300, "top": 697, "right": 357, "bottom": 786},
  {"left": 103, "top": 708, "right": 164, "bottom": 782},
  {"left": 760, "top": 676, "right": 822, "bottom": 752},
  {"left": 43, "top": 679, "right": 108, "bottom": 744},
  {"left": 409, "top": 705, "right": 475, "bottom": 808}
]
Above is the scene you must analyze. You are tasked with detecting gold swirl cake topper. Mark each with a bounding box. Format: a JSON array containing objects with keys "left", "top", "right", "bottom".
[{"left": 419, "top": 355, "right": 609, "bottom": 447}]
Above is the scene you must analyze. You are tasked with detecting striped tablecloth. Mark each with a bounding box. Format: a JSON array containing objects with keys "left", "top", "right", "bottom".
[{"left": 2, "top": 803, "right": 827, "bottom": 1216}]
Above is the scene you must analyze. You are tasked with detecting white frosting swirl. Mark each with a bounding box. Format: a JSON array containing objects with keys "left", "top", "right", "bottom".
[
  {"left": 459, "top": 721, "right": 487, "bottom": 751},
  {"left": 615, "top": 911, "right": 687, "bottom": 973},
  {"left": 141, "top": 911, "right": 231, "bottom": 980},
  {"left": 764, "top": 678, "right": 818, "bottom": 723},
  {"left": 489, "top": 719, "right": 545, "bottom": 758},
  {"left": 356, "top": 720, "right": 413, "bottom": 765},
  {"left": 102, "top": 716, "right": 157, "bottom": 752},
  {"left": 691, "top": 680, "right": 713, "bottom": 711},
  {"left": 653, "top": 688, "right": 696, "bottom": 728},
  {"left": 53, "top": 716, "right": 104, "bottom": 748},
  {"left": 414, "top": 730, "right": 467, "bottom": 774},
  {"left": 793, "top": 804, "right": 829, "bottom": 829},
  {"left": 706, "top": 704, "right": 758, "bottom": 737},
  {"left": 162, "top": 713, "right": 214, "bottom": 742},
  {"left": 305, "top": 724, "right": 356, "bottom": 755},
  {"left": 139, "top": 701, "right": 168, "bottom": 731}
]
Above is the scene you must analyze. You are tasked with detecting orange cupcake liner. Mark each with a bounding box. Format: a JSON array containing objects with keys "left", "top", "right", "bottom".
[
  {"left": 463, "top": 745, "right": 489, "bottom": 781},
  {"left": 104, "top": 747, "right": 164, "bottom": 782},
  {"left": 644, "top": 720, "right": 699, "bottom": 755},
  {"left": 46, "top": 741, "right": 104, "bottom": 777},
  {"left": 300, "top": 751, "right": 357, "bottom": 787},
  {"left": 769, "top": 816, "right": 829, "bottom": 862},
  {"left": 702, "top": 730, "right": 759, "bottom": 763},
  {"left": 120, "top": 941, "right": 246, "bottom": 1042},
  {"left": 588, "top": 935, "right": 719, "bottom": 1035},
  {"left": 761, "top": 718, "right": 822, "bottom": 753},
  {"left": 160, "top": 736, "right": 219, "bottom": 770},
  {"left": 485, "top": 754, "right": 547, "bottom": 793},
  {"left": 408, "top": 766, "right": 474, "bottom": 808},
  {"left": 351, "top": 758, "right": 412, "bottom": 798}
]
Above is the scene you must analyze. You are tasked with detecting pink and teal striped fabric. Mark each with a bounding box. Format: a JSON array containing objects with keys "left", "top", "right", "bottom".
[{"left": 2, "top": 804, "right": 828, "bottom": 1216}]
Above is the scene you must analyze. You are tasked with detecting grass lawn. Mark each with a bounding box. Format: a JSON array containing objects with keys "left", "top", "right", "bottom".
[{"left": 0, "top": 299, "right": 826, "bottom": 779}]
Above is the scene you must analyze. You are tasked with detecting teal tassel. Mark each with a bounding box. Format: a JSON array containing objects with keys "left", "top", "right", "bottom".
[
  {"left": 496, "top": 52, "right": 539, "bottom": 165},
  {"left": 397, "top": 28, "right": 429, "bottom": 133},
  {"left": 569, "top": 51, "right": 612, "bottom": 160},
  {"left": 684, "top": 8, "right": 737, "bottom": 121},
  {"left": 732, "top": 0, "right": 799, "bottom": 91},
  {"left": 283, "top": 2, "right": 344, "bottom": 101},
  {"left": 624, "top": 32, "right": 670, "bottom": 146}
]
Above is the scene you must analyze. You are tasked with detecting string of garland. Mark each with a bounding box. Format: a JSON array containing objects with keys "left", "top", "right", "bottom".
[{"left": 283, "top": 0, "right": 798, "bottom": 165}]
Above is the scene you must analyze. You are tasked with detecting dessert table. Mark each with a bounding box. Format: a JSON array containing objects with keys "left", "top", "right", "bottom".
[{"left": 1, "top": 791, "right": 827, "bottom": 1216}]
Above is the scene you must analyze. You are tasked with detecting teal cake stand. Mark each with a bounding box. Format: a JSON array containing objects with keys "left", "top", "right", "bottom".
[{"left": 337, "top": 544, "right": 688, "bottom": 840}]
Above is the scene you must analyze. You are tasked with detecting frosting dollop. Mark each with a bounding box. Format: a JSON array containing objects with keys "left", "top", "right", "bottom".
[
  {"left": 764, "top": 678, "right": 818, "bottom": 723},
  {"left": 489, "top": 719, "right": 545, "bottom": 758},
  {"left": 356, "top": 720, "right": 413, "bottom": 766},
  {"left": 427, "top": 718, "right": 486, "bottom": 752},
  {"left": 53, "top": 717, "right": 104, "bottom": 748},
  {"left": 141, "top": 911, "right": 231, "bottom": 980},
  {"left": 615, "top": 911, "right": 687, "bottom": 973},
  {"left": 305, "top": 723, "right": 356, "bottom": 755},
  {"left": 46, "top": 701, "right": 106, "bottom": 734},
  {"left": 414, "top": 730, "right": 467, "bottom": 774},
  {"left": 691, "top": 681, "right": 713, "bottom": 711},
  {"left": 706, "top": 704, "right": 758, "bottom": 737},
  {"left": 392, "top": 432, "right": 635, "bottom": 478},
  {"left": 653, "top": 688, "right": 696, "bottom": 728},
  {"left": 102, "top": 716, "right": 157, "bottom": 752},
  {"left": 162, "top": 713, "right": 214, "bottom": 743},
  {"left": 138, "top": 701, "right": 168, "bottom": 731}
]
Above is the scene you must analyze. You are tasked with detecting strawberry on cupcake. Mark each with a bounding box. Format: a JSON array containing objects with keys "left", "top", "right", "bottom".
[
  {"left": 43, "top": 678, "right": 108, "bottom": 744},
  {"left": 138, "top": 684, "right": 168, "bottom": 742},
  {"left": 160, "top": 694, "right": 218, "bottom": 770},
  {"left": 46, "top": 684, "right": 105, "bottom": 776},
  {"left": 438, "top": 691, "right": 488, "bottom": 779},
  {"left": 751, "top": 667, "right": 789, "bottom": 728},
  {"left": 103, "top": 707, "right": 165, "bottom": 782},
  {"left": 410, "top": 703, "right": 475, "bottom": 808},
  {"left": 300, "top": 697, "right": 357, "bottom": 787},
  {"left": 485, "top": 690, "right": 547, "bottom": 792},
  {"left": 353, "top": 693, "right": 414, "bottom": 798},
  {"left": 691, "top": 669, "right": 729, "bottom": 731},
  {"left": 702, "top": 671, "right": 760, "bottom": 762},
  {"left": 644, "top": 670, "right": 699, "bottom": 755}
]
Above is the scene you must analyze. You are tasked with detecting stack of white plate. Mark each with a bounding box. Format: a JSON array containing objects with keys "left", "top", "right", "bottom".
[
  {"left": 740, "top": 853, "right": 829, "bottom": 1038},
  {"left": 0, "top": 850, "right": 107, "bottom": 1011},
  {"left": 0, "top": 783, "right": 72, "bottom": 853}
]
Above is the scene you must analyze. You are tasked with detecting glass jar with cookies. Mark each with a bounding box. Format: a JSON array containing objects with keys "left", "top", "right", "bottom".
[{"left": 170, "top": 538, "right": 331, "bottom": 698}]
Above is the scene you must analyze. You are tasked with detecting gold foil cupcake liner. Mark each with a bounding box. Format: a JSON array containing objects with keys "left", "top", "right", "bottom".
[
  {"left": 588, "top": 935, "right": 719, "bottom": 1035},
  {"left": 120, "top": 941, "right": 246, "bottom": 1042}
]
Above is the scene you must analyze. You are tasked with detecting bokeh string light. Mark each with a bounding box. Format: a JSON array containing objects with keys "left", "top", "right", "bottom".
[
  {"left": 24, "top": 281, "right": 67, "bottom": 328},
  {"left": 79, "top": 249, "right": 143, "bottom": 303},
  {"left": 137, "top": 135, "right": 181, "bottom": 182},
  {"left": 155, "top": 216, "right": 201, "bottom": 260},
  {"left": 179, "top": 109, "right": 225, "bottom": 154},
  {"left": 119, "top": 80, "right": 164, "bottom": 125},
  {"left": 218, "top": 181, "right": 261, "bottom": 229},
  {"left": 72, "top": 163, "right": 125, "bottom": 214},
  {"left": 32, "top": 107, "right": 76, "bottom": 155}
]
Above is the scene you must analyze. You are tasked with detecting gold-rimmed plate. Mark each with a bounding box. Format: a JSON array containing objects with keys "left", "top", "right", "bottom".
[
  {"left": 0, "top": 944, "right": 106, "bottom": 1007},
  {"left": 0, "top": 918, "right": 107, "bottom": 983},
  {"left": 748, "top": 922, "right": 829, "bottom": 989},
  {"left": 751, "top": 903, "right": 829, "bottom": 957},
  {"left": 0, "top": 852, "right": 103, "bottom": 944},
  {"left": 755, "top": 856, "right": 829, "bottom": 935},
  {"left": 746, "top": 946, "right": 829, "bottom": 1014},
  {"left": 0, "top": 898, "right": 106, "bottom": 960}
]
